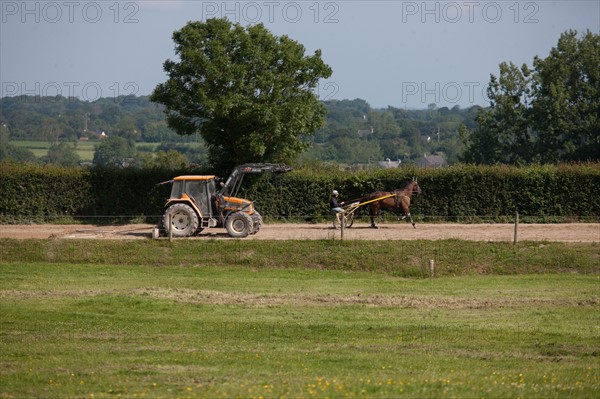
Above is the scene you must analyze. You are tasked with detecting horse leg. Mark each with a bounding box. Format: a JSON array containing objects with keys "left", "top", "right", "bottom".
[
  {"left": 369, "top": 204, "right": 378, "bottom": 228},
  {"left": 370, "top": 213, "right": 378, "bottom": 228},
  {"left": 401, "top": 202, "right": 416, "bottom": 228}
]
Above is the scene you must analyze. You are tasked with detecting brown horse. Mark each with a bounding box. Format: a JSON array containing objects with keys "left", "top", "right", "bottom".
[{"left": 365, "top": 178, "right": 422, "bottom": 229}]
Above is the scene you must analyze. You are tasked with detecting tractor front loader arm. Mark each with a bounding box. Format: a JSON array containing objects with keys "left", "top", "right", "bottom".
[{"left": 219, "top": 163, "right": 292, "bottom": 197}]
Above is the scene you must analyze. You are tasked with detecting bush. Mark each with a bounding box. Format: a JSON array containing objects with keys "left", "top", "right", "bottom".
[
  {"left": 1, "top": 162, "right": 599, "bottom": 223},
  {"left": 243, "top": 164, "right": 600, "bottom": 222},
  {"left": 0, "top": 162, "right": 92, "bottom": 223}
]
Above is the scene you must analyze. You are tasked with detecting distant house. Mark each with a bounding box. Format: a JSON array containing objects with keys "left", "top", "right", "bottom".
[
  {"left": 357, "top": 127, "right": 374, "bottom": 138},
  {"left": 416, "top": 154, "right": 447, "bottom": 168},
  {"left": 378, "top": 158, "right": 401, "bottom": 169}
]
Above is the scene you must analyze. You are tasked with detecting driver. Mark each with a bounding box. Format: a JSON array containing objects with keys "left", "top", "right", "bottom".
[{"left": 330, "top": 190, "right": 345, "bottom": 213}]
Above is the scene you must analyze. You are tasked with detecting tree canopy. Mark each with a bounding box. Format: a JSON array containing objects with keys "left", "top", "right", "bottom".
[
  {"left": 41, "top": 142, "right": 81, "bottom": 166},
  {"left": 462, "top": 30, "right": 599, "bottom": 164},
  {"left": 151, "top": 18, "right": 333, "bottom": 171},
  {"left": 92, "top": 137, "right": 136, "bottom": 167}
]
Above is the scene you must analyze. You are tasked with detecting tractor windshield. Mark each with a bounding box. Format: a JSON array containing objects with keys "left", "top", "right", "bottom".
[{"left": 170, "top": 181, "right": 184, "bottom": 199}]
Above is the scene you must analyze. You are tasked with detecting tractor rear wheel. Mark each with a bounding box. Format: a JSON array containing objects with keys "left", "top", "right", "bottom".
[
  {"left": 163, "top": 203, "right": 200, "bottom": 237},
  {"left": 225, "top": 212, "right": 253, "bottom": 238}
]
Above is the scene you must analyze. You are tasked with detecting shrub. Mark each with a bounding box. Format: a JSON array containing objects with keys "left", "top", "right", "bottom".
[{"left": 1, "top": 162, "right": 598, "bottom": 223}]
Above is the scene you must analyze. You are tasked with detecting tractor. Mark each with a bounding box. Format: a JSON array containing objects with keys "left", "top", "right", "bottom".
[{"left": 158, "top": 163, "right": 291, "bottom": 238}]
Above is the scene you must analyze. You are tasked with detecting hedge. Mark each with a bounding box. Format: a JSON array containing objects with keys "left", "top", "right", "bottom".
[
  {"left": 243, "top": 164, "right": 600, "bottom": 222},
  {"left": 0, "top": 163, "right": 92, "bottom": 223},
  {"left": 0, "top": 162, "right": 193, "bottom": 223},
  {"left": 1, "top": 162, "right": 599, "bottom": 223}
]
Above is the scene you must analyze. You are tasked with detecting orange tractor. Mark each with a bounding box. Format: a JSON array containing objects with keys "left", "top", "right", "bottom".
[{"left": 159, "top": 163, "right": 291, "bottom": 238}]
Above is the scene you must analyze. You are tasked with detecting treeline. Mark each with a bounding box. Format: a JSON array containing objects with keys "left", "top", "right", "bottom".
[
  {"left": 1, "top": 162, "right": 598, "bottom": 223},
  {"left": 0, "top": 96, "right": 480, "bottom": 164},
  {"left": 0, "top": 95, "right": 185, "bottom": 143},
  {"left": 0, "top": 95, "right": 209, "bottom": 166},
  {"left": 0, "top": 94, "right": 477, "bottom": 166},
  {"left": 307, "top": 99, "right": 477, "bottom": 165},
  {"left": 1, "top": 30, "right": 597, "bottom": 168}
]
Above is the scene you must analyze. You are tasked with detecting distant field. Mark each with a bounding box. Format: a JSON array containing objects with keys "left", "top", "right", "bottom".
[
  {"left": 9, "top": 140, "right": 167, "bottom": 161},
  {"left": 11, "top": 140, "right": 97, "bottom": 161},
  {"left": 0, "top": 239, "right": 599, "bottom": 398}
]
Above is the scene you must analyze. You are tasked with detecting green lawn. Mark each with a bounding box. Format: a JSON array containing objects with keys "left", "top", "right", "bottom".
[{"left": 1, "top": 240, "right": 599, "bottom": 398}]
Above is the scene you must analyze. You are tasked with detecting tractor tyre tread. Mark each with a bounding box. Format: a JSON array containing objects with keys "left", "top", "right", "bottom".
[
  {"left": 225, "top": 212, "right": 253, "bottom": 238},
  {"left": 163, "top": 203, "right": 200, "bottom": 237}
]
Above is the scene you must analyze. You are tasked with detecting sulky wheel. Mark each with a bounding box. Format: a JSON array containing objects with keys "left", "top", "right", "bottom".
[
  {"left": 163, "top": 203, "right": 200, "bottom": 237},
  {"left": 345, "top": 212, "right": 355, "bottom": 228},
  {"left": 332, "top": 213, "right": 347, "bottom": 229},
  {"left": 225, "top": 212, "right": 254, "bottom": 238}
]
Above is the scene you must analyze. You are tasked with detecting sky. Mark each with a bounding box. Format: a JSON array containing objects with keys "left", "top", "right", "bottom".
[{"left": 1, "top": 0, "right": 598, "bottom": 109}]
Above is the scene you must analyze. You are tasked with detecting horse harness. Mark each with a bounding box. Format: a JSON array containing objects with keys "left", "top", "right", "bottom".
[{"left": 393, "top": 191, "right": 409, "bottom": 208}]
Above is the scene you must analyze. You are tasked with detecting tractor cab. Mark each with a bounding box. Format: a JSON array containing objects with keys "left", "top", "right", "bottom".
[
  {"left": 159, "top": 163, "right": 291, "bottom": 238},
  {"left": 168, "top": 175, "right": 218, "bottom": 221}
]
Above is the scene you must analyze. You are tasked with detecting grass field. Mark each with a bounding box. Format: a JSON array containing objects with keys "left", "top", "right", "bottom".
[
  {"left": 9, "top": 140, "right": 165, "bottom": 162},
  {"left": 1, "top": 239, "right": 599, "bottom": 398},
  {"left": 11, "top": 140, "right": 97, "bottom": 161}
]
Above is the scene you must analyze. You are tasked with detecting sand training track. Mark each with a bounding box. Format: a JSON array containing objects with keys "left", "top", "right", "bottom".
[{"left": 0, "top": 223, "right": 598, "bottom": 242}]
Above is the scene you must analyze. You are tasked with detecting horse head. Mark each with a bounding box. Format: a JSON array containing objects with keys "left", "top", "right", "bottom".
[{"left": 411, "top": 177, "right": 422, "bottom": 195}]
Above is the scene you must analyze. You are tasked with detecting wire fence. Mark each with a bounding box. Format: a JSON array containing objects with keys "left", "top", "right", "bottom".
[{"left": 1, "top": 213, "right": 598, "bottom": 225}]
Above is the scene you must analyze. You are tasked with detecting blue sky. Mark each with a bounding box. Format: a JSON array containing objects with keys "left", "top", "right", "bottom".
[{"left": 1, "top": 1, "right": 598, "bottom": 109}]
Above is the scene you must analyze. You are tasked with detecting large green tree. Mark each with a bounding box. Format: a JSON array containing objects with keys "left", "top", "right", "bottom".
[
  {"left": 93, "top": 137, "right": 136, "bottom": 167},
  {"left": 41, "top": 142, "right": 81, "bottom": 166},
  {"left": 464, "top": 62, "right": 533, "bottom": 164},
  {"left": 462, "top": 30, "right": 599, "bottom": 164},
  {"left": 151, "top": 18, "right": 332, "bottom": 170},
  {"left": 531, "top": 30, "right": 600, "bottom": 162}
]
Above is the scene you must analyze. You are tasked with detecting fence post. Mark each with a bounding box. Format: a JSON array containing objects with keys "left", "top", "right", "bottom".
[
  {"left": 340, "top": 214, "right": 345, "bottom": 241},
  {"left": 168, "top": 213, "right": 173, "bottom": 242},
  {"left": 513, "top": 211, "right": 519, "bottom": 245}
]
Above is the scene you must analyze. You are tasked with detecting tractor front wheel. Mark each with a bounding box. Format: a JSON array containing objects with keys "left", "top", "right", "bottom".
[
  {"left": 163, "top": 203, "right": 200, "bottom": 237},
  {"left": 251, "top": 211, "right": 263, "bottom": 235},
  {"left": 225, "top": 212, "right": 254, "bottom": 238}
]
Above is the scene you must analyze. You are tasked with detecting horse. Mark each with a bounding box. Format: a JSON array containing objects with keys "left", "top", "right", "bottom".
[{"left": 365, "top": 177, "right": 422, "bottom": 229}]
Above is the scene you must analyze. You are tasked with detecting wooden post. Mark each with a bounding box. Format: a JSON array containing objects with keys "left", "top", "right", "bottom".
[
  {"left": 340, "top": 214, "right": 345, "bottom": 241},
  {"left": 513, "top": 211, "right": 519, "bottom": 245},
  {"left": 168, "top": 213, "right": 173, "bottom": 242},
  {"left": 429, "top": 259, "right": 435, "bottom": 277}
]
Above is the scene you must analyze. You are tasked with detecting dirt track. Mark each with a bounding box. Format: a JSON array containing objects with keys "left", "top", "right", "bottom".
[{"left": 0, "top": 223, "right": 598, "bottom": 242}]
